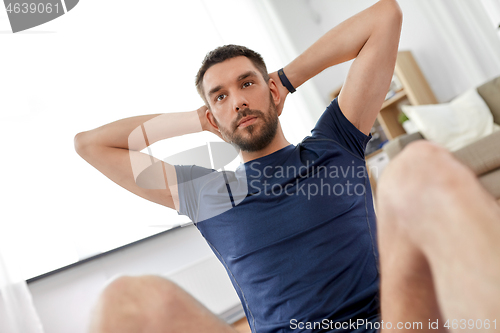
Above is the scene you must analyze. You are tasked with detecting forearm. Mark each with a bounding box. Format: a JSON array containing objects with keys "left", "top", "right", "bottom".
[
  {"left": 283, "top": 0, "right": 401, "bottom": 89},
  {"left": 76, "top": 110, "right": 203, "bottom": 151}
]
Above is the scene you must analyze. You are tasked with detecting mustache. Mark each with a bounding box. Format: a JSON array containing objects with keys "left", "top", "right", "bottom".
[{"left": 235, "top": 108, "right": 264, "bottom": 127}]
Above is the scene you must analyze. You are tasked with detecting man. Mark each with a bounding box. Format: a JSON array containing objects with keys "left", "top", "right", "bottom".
[
  {"left": 75, "top": 0, "right": 500, "bottom": 333},
  {"left": 75, "top": 0, "right": 498, "bottom": 331},
  {"left": 76, "top": 0, "right": 401, "bottom": 332}
]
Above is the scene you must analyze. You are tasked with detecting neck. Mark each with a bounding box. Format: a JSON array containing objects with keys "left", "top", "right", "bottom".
[{"left": 239, "top": 123, "right": 291, "bottom": 164}]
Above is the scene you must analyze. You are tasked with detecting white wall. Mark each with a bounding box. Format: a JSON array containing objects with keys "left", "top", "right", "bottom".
[{"left": 269, "top": 0, "right": 500, "bottom": 104}]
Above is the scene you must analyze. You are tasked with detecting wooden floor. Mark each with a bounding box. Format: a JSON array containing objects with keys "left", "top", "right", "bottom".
[{"left": 231, "top": 317, "right": 251, "bottom": 333}]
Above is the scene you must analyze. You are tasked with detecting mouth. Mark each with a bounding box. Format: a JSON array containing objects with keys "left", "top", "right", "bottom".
[{"left": 238, "top": 116, "right": 258, "bottom": 128}]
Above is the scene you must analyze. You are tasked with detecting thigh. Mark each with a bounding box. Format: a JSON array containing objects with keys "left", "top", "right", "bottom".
[{"left": 377, "top": 192, "right": 443, "bottom": 331}]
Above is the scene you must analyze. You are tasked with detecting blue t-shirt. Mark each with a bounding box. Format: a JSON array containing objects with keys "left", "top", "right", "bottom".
[{"left": 174, "top": 98, "right": 380, "bottom": 333}]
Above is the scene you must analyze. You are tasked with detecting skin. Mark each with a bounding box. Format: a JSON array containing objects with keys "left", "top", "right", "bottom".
[
  {"left": 197, "top": 56, "right": 292, "bottom": 163},
  {"left": 377, "top": 140, "right": 500, "bottom": 332}
]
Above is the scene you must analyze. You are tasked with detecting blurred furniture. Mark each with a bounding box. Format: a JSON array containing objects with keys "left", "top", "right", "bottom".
[
  {"left": 366, "top": 149, "right": 391, "bottom": 199},
  {"left": 383, "top": 76, "right": 500, "bottom": 200},
  {"left": 378, "top": 50, "right": 438, "bottom": 139}
]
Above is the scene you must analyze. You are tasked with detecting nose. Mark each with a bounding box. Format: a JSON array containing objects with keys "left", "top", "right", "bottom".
[
  {"left": 236, "top": 103, "right": 248, "bottom": 111},
  {"left": 233, "top": 92, "right": 249, "bottom": 112}
]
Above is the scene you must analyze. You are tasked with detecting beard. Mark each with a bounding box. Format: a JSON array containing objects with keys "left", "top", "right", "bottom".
[{"left": 216, "top": 93, "right": 279, "bottom": 153}]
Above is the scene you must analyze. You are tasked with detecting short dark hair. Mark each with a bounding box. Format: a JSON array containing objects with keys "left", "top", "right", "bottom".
[{"left": 195, "top": 44, "right": 270, "bottom": 104}]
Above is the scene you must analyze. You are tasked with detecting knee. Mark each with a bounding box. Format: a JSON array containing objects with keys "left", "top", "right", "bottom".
[
  {"left": 376, "top": 140, "right": 479, "bottom": 233},
  {"left": 89, "top": 275, "right": 180, "bottom": 332},
  {"left": 400, "top": 139, "right": 447, "bottom": 159},
  {"left": 97, "top": 275, "right": 181, "bottom": 316},
  {"left": 395, "top": 140, "right": 453, "bottom": 178},
  {"left": 379, "top": 140, "right": 471, "bottom": 197}
]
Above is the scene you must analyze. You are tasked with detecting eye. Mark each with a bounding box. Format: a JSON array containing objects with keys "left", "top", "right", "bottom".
[
  {"left": 242, "top": 81, "right": 253, "bottom": 88},
  {"left": 216, "top": 94, "right": 226, "bottom": 102}
]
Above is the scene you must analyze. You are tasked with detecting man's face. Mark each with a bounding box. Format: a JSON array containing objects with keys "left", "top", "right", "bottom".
[{"left": 202, "top": 56, "right": 280, "bottom": 152}]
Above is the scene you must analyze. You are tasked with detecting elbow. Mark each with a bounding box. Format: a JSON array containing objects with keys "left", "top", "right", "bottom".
[
  {"left": 74, "top": 133, "right": 81, "bottom": 152},
  {"left": 394, "top": 3, "right": 403, "bottom": 24},
  {"left": 74, "top": 132, "right": 88, "bottom": 155},
  {"left": 376, "top": 0, "right": 403, "bottom": 33},
  {"left": 380, "top": 0, "right": 403, "bottom": 25},
  {"left": 387, "top": 0, "right": 403, "bottom": 25}
]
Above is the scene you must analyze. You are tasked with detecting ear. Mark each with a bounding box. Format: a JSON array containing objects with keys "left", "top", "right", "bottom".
[
  {"left": 268, "top": 78, "right": 283, "bottom": 116},
  {"left": 205, "top": 107, "right": 220, "bottom": 131}
]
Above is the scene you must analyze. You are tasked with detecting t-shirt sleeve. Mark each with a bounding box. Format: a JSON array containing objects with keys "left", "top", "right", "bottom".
[
  {"left": 174, "top": 164, "right": 217, "bottom": 223},
  {"left": 310, "top": 97, "right": 373, "bottom": 159}
]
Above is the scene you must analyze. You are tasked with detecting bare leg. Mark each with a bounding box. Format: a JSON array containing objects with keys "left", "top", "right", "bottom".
[
  {"left": 377, "top": 199, "right": 443, "bottom": 331},
  {"left": 377, "top": 141, "right": 500, "bottom": 332},
  {"left": 88, "top": 275, "right": 238, "bottom": 333}
]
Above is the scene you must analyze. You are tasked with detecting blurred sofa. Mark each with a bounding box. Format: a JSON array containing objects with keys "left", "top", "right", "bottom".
[{"left": 383, "top": 76, "right": 500, "bottom": 199}]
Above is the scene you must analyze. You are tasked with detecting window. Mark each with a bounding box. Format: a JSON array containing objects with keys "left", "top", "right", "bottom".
[{"left": 0, "top": 0, "right": 313, "bottom": 280}]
